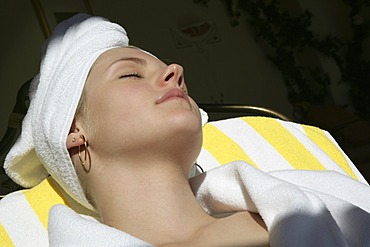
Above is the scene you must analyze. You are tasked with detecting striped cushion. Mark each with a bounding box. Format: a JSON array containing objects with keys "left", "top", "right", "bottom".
[
  {"left": 198, "top": 117, "right": 365, "bottom": 182},
  {"left": 0, "top": 178, "right": 96, "bottom": 246},
  {"left": 0, "top": 116, "right": 366, "bottom": 246}
]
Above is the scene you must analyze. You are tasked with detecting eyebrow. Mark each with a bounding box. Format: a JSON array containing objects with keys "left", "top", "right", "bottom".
[{"left": 105, "top": 56, "right": 147, "bottom": 71}]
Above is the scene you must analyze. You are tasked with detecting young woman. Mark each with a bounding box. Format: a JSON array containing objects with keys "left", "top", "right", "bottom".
[
  {"left": 3, "top": 13, "right": 370, "bottom": 247},
  {"left": 3, "top": 14, "right": 269, "bottom": 246},
  {"left": 66, "top": 45, "right": 269, "bottom": 246}
]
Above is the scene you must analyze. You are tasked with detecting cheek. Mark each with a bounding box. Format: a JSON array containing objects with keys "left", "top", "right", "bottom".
[
  {"left": 90, "top": 84, "right": 147, "bottom": 112},
  {"left": 86, "top": 84, "right": 153, "bottom": 133}
]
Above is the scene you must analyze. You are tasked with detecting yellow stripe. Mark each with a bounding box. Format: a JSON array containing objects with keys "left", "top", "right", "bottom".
[
  {"left": 0, "top": 223, "right": 15, "bottom": 247},
  {"left": 302, "top": 125, "right": 358, "bottom": 180},
  {"left": 243, "top": 118, "right": 327, "bottom": 171},
  {"left": 202, "top": 124, "right": 258, "bottom": 168},
  {"left": 23, "top": 177, "right": 67, "bottom": 229}
]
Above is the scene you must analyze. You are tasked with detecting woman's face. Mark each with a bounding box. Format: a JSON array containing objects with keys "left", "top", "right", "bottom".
[{"left": 78, "top": 47, "right": 202, "bottom": 165}]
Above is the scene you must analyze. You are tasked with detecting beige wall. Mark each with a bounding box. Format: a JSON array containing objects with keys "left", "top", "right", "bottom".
[
  {"left": 298, "top": 0, "right": 353, "bottom": 107},
  {"left": 0, "top": 1, "right": 44, "bottom": 117},
  {"left": 0, "top": 1, "right": 44, "bottom": 164}
]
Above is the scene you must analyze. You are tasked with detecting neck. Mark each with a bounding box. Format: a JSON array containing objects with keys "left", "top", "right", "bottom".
[{"left": 89, "top": 161, "right": 215, "bottom": 245}]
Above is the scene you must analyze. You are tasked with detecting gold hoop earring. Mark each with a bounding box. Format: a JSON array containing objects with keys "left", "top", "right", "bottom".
[{"left": 78, "top": 134, "right": 90, "bottom": 171}]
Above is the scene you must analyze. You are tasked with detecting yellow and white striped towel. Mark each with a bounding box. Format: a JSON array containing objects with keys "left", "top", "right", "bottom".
[
  {"left": 198, "top": 116, "right": 367, "bottom": 184},
  {"left": 0, "top": 116, "right": 367, "bottom": 246},
  {"left": 0, "top": 177, "right": 97, "bottom": 246}
]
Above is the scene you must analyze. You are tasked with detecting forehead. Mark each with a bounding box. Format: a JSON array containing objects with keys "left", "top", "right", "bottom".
[{"left": 92, "top": 46, "right": 161, "bottom": 69}]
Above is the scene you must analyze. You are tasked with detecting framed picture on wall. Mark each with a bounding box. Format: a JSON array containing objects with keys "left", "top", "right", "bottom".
[{"left": 31, "top": 0, "right": 93, "bottom": 38}]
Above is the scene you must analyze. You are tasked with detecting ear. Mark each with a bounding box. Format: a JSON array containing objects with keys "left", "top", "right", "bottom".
[{"left": 66, "top": 119, "right": 85, "bottom": 150}]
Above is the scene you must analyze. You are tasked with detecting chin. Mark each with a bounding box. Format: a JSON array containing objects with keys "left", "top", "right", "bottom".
[
  {"left": 166, "top": 109, "right": 202, "bottom": 142},
  {"left": 171, "top": 108, "right": 202, "bottom": 133}
]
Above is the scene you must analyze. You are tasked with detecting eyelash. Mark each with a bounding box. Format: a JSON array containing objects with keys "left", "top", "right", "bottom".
[{"left": 119, "top": 73, "right": 142, "bottom": 79}]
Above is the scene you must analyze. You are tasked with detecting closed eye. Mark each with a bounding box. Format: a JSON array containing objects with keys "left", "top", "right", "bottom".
[{"left": 119, "top": 73, "right": 142, "bottom": 79}]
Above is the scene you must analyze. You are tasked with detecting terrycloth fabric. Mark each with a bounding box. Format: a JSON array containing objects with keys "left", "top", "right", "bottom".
[
  {"left": 191, "top": 162, "right": 370, "bottom": 247},
  {"left": 47, "top": 162, "right": 370, "bottom": 246},
  {"left": 197, "top": 116, "right": 368, "bottom": 184},
  {"left": 49, "top": 205, "right": 153, "bottom": 246},
  {"left": 0, "top": 177, "right": 97, "bottom": 246},
  {"left": 199, "top": 108, "right": 208, "bottom": 127},
  {"left": 3, "top": 14, "right": 129, "bottom": 209}
]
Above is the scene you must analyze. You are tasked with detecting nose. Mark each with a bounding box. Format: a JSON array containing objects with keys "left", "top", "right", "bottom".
[{"left": 160, "top": 64, "right": 184, "bottom": 88}]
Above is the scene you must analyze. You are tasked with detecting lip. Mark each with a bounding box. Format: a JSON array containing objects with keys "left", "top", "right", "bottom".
[{"left": 156, "top": 88, "right": 189, "bottom": 104}]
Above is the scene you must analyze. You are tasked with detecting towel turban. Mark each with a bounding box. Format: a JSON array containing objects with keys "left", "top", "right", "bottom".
[{"left": 4, "top": 14, "right": 129, "bottom": 210}]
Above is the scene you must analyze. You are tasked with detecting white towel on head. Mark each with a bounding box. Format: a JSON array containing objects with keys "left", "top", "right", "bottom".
[{"left": 4, "top": 13, "right": 129, "bottom": 210}]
